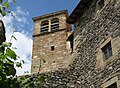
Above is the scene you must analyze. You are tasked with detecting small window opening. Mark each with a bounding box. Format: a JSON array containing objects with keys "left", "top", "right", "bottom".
[
  {"left": 106, "top": 82, "right": 117, "bottom": 88},
  {"left": 101, "top": 41, "right": 112, "bottom": 60},
  {"left": 41, "top": 20, "right": 49, "bottom": 33},
  {"left": 51, "top": 46, "right": 54, "bottom": 51},
  {"left": 51, "top": 18, "right": 59, "bottom": 31},
  {"left": 70, "top": 34, "right": 73, "bottom": 52},
  {"left": 97, "top": 0, "right": 104, "bottom": 10}
]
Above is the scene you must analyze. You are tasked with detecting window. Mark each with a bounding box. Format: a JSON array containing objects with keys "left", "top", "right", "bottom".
[
  {"left": 51, "top": 18, "right": 59, "bottom": 31},
  {"left": 102, "top": 42, "right": 112, "bottom": 60},
  {"left": 41, "top": 20, "right": 49, "bottom": 33},
  {"left": 101, "top": 76, "right": 119, "bottom": 88},
  {"left": 98, "top": 0, "right": 104, "bottom": 7},
  {"left": 106, "top": 82, "right": 117, "bottom": 88},
  {"left": 97, "top": 0, "right": 104, "bottom": 10},
  {"left": 51, "top": 46, "right": 54, "bottom": 51}
]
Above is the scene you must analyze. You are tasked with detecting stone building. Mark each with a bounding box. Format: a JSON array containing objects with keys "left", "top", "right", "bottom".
[
  {"left": 30, "top": 0, "right": 120, "bottom": 87},
  {"left": 66, "top": 0, "right": 120, "bottom": 87},
  {"left": 31, "top": 10, "right": 74, "bottom": 73},
  {"left": 0, "top": 20, "right": 6, "bottom": 53}
]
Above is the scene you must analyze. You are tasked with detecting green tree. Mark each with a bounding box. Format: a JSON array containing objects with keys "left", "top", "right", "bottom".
[
  {"left": 0, "top": 42, "right": 20, "bottom": 88},
  {"left": 0, "top": 0, "right": 45, "bottom": 88},
  {"left": 0, "top": 0, "right": 15, "bottom": 16},
  {"left": 0, "top": 1, "right": 21, "bottom": 87}
]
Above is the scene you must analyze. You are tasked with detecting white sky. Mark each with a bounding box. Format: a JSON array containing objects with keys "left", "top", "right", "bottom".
[{"left": 0, "top": 7, "right": 33, "bottom": 76}]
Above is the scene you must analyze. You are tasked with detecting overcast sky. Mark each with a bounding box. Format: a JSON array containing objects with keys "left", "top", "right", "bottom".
[{"left": 0, "top": 0, "right": 79, "bottom": 75}]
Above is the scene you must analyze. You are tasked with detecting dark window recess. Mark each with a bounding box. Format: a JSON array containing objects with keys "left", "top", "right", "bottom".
[
  {"left": 102, "top": 42, "right": 112, "bottom": 60},
  {"left": 106, "top": 82, "right": 117, "bottom": 88},
  {"left": 51, "top": 46, "right": 54, "bottom": 51},
  {"left": 51, "top": 18, "right": 59, "bottom": 31},
  {"left": 70, "top": 34, "right": 74, "bottom": 51},
  {"left": 41, "top": 21, "right": 49, "bottom": 33},
  {"left": 98, "top": 0, "right": 104, "bottom": 9}
]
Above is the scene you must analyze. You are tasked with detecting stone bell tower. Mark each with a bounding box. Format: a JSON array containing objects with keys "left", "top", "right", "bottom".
[{"left": 31, "top": 10, "right": 72, "bottom": 73}]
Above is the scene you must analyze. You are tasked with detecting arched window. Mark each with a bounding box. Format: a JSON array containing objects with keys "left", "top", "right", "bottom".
[
  {"left": 41, "top": 20, "right": 49, "bottom": 33},
  {"left": 51, "top": 18, "right": 59, "bottom": 31}
]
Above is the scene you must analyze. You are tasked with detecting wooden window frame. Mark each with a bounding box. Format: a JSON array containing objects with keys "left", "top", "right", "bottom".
[{"left": 101, "top": 41, "right": 113, "bottom": 60}]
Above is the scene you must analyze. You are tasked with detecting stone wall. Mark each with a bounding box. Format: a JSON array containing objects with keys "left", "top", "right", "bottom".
[
  {"left": 30, "top": 0, "right": 120, "bottom": 87},
  {"left": 71, "top": 0, "right": 120, "bottom": 87}
]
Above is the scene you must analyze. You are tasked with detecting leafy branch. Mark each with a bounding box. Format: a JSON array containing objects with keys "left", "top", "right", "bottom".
[
  {"left": 0, "top": 0, "right": 46, "bottom": 87},
  {"left": 0, "top": 0, "right": 15, "bottom": 16}
]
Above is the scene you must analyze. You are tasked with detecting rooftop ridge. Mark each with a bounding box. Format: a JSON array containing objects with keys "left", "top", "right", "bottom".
[{"left": 33, "top": 9, "right": 68, "bottom": 22}]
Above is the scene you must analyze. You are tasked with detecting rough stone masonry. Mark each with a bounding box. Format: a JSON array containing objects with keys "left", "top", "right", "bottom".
[{"left": 29, "top": 0, "right": 120, "bottom": 87}]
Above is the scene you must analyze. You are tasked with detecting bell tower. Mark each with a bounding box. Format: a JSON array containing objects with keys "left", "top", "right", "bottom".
[{"left": 31, "top": 10, "right": 72, "bottom": 73}]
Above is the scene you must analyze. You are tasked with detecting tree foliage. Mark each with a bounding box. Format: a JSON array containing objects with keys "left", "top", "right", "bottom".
[
  {"left": 0, "top": 0, "right": 45, "bottom": 88},
  {"left": 0, "top": 41, "right": 20, "bottom": 88},
  {"left": 0, "top": 0, "right": 15, "bottom": 16}
]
